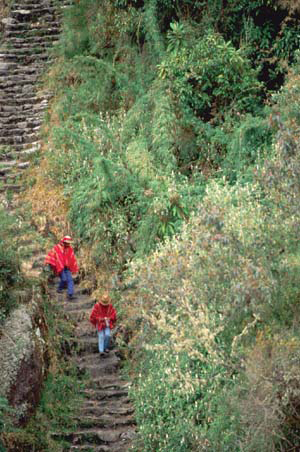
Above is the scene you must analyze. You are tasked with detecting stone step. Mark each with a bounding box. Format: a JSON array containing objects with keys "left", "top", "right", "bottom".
[
  {"left": 69, "top": 441, "right": 133, "bottom": 452},
  {"left": 0, "top": 125, "right": 40, "bottom": 135},
  {"left": 0, "top": 77, "right": 40, "bottom": 86},
  {"left": 82, "top": 393, "right": 131, "bottom": 407},
  {"left": 0, "top": 97, "right": 47, "bottom": 107},
  {"left": 7, "top": 35, "right": 59, "bottom": 45},
  {"left": 83, "top": 378, "right": 131, "bottom": 392},
  {"left": 11, "top": 1, "right": 59, "bottom": 7},
  {"left": 1, "top": 105, "right": 47, "bottom": 115},
  {"left": 76, "top": 351, "right": 120, "bottom": 366},
  {"left": 0, "top": 94, "right": 41, "bottom": 102},
  {"left": 0, "top": 183, "right": 22, "bottom": 192},
  {"left": 69, "top": 337, "right": 99, "bottom": 354},
  {"left": 4, "top": 26, "right": 60, "bottom": 38},
  {"left": 11, "top": 2, "right": 62, "bottom": 10},
  {"left": 0, "top": 62, "right": 46, "bottom": 74},
  {"left": 62, "top": 297, "right": 96, "bottom": 312},
  {"left": 19, "top": 144, "right": 41, "bottom": 155},
  {"left": 51, "top": 426, "right": 135, "bottom": 445},
  {"left": 69, "top": 445, "right": 110, "bottom": 452},
  {"left": 0, "top": 136, "right": 39, "bottom": 147},
  {"left": 0, "top": 51, "right": 50, "bottom": 62},
  {"left": 1, "top": 101, "right": 48, "bottom": 111},
  {"left": 0, "top": 160, "right": 29, "bottom": 169},
  {"left": 11, "top": 6, "right": 58, "bottom": 17},
  {"left": 0, "top": 133, "right": 39, "bottom": 145},
  {"left": 0, "top": 47, "right": 47, "bottom": 57},
  {"left": 0, "top": 172, "right": 23, "bottom": 181},
  {"left": 81, "top": 402, "right": 134, "bottom": 418},
  {"left": 72, "top": 414, "right": 135, "bottom": 430},
  {"left": 6, "top": 17, "right": 60, "bottom": 27},
  {"left": 2, "top": 41, "right": 59, "bottom": 51},
  {"left": 0, "top": 119, "right": 42, "bottom": 129},
  {"left": 0, "top": 114, "right": 43, "bottom": 125},
  {"left": 3, "top": 140, "right": 41, "bottom": 152},
  {"left": 5, "top": 23, "right": 60, "bottom": 35},
  {"left": 79, "top": 362, "right": 121, "bottom": 379},
  {"left": 0, "top": 122, "right": 41, "bottom": 132}
]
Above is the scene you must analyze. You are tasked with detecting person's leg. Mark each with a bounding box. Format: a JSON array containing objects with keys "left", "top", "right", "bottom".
[
  {"left": 98, "top": 330, "right": 105, "bottom": 353},
  {"left": 65, "top": 269, "right": 74, "bottom": 297},
  {"left": 104, "top": 327, "right": 111, "bottom": 352},
  {"left": 58, "top": 269, "right": 67, "bottom": 292}
]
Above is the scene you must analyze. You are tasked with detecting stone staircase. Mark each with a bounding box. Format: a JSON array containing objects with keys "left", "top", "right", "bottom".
[
  {"left": 50, "top": 286, "right": 136, "bottom": 451},
  {"left": 0, "top": 0, "right": 65, "bottom": 196}
]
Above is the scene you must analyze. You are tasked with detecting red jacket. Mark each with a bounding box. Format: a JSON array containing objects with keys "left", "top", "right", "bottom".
[
  {"left": 45, "top": 243, "right": 78, "bottom": 275},
  {"left": 89, "top": 302, "right": 117, "bottom": 331}
]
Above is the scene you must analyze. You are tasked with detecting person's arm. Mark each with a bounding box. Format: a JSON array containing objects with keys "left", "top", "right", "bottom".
[
  {"left": 89, "top": 304, "right": 100, "bottom": 327},
  {"left": 109, "top": 306, "right": 117, "bottom": 329}
]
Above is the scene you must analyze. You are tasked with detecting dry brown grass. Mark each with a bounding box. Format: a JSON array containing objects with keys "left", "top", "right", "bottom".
[
  {"left": 21, "top": 151, "right": 117, "bottom": 293},
  {"left": 22, "top": 157, "right": 69, "bottom": 245},
  {"left": 278, "top": 0, "right": 300, "bottom": 12},
  {"left": 236, "top": 332, "right": 300, "bottom": 449}
]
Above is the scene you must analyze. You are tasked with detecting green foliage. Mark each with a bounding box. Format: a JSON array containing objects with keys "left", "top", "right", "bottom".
[
  {"left": 159, "top": 30, "right": 262, "bottom": 120},
  {"left": 132, "top": 347, "right": 205, "bottom": 452},
  {"left": 124, "top": 63, "right": 300, "bottom": 449},
  {"left": 218, "top": 0, "right": 300, "bottom": 90},
  {"left": 0, "top": 208, "right": 23, "bottom": 323},
  {"left": 221, "top": 113, "right": 273, "bottom": 183},
  {"left": 0, "top": 397, "right": 13, "bottom": 452},
  {"left": 46, "top": 5, "right": 272, "bottom": 272}
]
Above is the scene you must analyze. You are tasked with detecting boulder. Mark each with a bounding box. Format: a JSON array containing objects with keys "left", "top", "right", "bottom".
[{"left": 0, "top": 297, "right": 48, "bottom": 426}]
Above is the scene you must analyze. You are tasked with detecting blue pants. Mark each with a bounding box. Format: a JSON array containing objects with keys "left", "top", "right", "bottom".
[
  {"left": 58, "top": 268, "right": 74, "bottom": 296},
  {"left": 98, "top": 327, "right": 111, "bottom": 353}
]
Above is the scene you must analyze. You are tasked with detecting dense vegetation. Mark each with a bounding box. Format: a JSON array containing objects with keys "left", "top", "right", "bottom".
[
  {"left": 1, "top": 0, "right": 299, "bottom": 450},
  {"left": 0, "top": 208, "right": 25, "bottom": 323}
]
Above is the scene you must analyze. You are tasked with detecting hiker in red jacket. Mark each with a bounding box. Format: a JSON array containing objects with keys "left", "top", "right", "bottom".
[
  {"left": 89, "top": 292, "right": 117, "bottom": 357},
  {"left": 44, "top": 235, "right": 78, "bottom": 300}
]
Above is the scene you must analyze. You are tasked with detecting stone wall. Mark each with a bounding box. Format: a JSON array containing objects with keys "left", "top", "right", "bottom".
[{"left": 0, "top": 293, "right": 48, "bottom": 425}]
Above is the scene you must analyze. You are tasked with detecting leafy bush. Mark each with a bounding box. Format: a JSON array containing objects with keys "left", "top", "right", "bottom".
[
  {"left": 0, "top": 208, "right": 23, "bottom": 323},
  {"left": 159, "top": 29, "right": 262, "bottom": 120},
  {"left": 124, "top": 73, "right": 300, "bottom": 449},
  {"left": 220, "top": 113, "right": 273, "bottom": 183}
]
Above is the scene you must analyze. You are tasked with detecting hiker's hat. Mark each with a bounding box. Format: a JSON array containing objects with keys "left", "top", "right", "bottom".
[
  {"left": 61, "top": 236, "right": 72, "bottom": 244},
  {"left": 100, "top": 292, "right": 111, "bottom": 305}
]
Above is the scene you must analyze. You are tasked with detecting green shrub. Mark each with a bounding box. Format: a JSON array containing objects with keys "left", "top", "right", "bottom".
[
  {"left": 124, "top": 99, "right": 300, "bottom": 449},
  {"left": 0, "top": 209, "right": 23, "bottom": 323},
  {"left": 221, "top": 113, "right": 273, "bottom": 183},
  {"left": 159, "top": 30, "right": 262, "bottom": 120}
]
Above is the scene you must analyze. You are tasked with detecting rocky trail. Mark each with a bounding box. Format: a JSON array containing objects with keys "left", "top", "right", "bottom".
[
  {"left": 0, "top": 0, "right": 65, "bottom": 197},
  {"left": 0, "top": 0, "right": 136, "bottom": 450},
  {"left": 47, "top": 281, "right": 136, "bottom": 451}
]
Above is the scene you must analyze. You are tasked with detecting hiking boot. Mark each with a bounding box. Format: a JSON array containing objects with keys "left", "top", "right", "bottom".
[
  {"left": 100, "top": 352, "right": 105, "bottom": 358},
  {"left": 104, "top": 349, "right": 110, "bottom": 354},
  {"left": 67, "top": 294, "right": 77, "bottom": 300},
  {"left": 57, "top": 289, "right": 63, "bottom": 294}
]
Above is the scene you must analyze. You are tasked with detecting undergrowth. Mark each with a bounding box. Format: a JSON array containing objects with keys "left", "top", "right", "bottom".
[
  {"left": 1, "top": 295, "right": 84, "bottom": 452},
  {"left": 0, "top": 208, "right": 26, "bottom": 323},
  {"left": 123, "top": 60, "right": 300, "bottom": 451}
]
